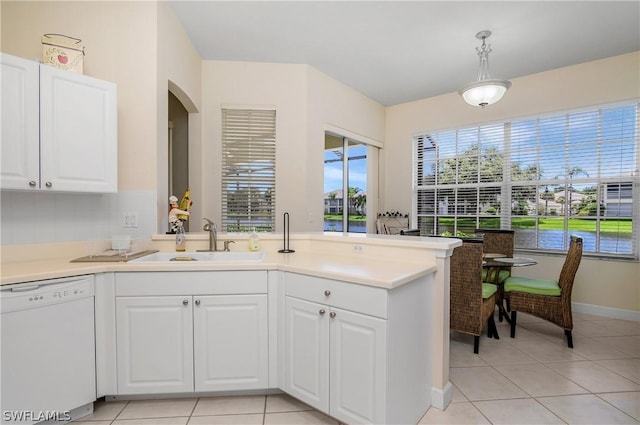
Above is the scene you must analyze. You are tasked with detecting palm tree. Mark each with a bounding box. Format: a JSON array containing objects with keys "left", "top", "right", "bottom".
[
  {"left": 540, "top": 186, "right": 555, "bottom": 216},
  {"left": 556, "top": 166, "right": 589, "bottom": 216}
]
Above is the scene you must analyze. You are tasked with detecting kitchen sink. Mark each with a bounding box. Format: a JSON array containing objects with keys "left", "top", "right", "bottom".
[{"left": 129, "top": 251, "right": 265, "bottom": 263}]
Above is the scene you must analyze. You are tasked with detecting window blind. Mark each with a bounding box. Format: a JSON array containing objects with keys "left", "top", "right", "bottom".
[
  {"left": 414, "top": 102, "right": 639, "bottom": 258},
  {"left": 221, "top": 108, "right": 276, "bottom": 232}
]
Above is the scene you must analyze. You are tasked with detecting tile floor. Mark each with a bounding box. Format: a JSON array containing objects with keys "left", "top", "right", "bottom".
[{"left": 74, "top": 312, "right": 639, "bottom": 425}]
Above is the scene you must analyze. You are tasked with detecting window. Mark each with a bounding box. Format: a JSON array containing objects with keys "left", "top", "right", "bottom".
[
  {"left": 323, "top": 135, "right": 368, "bottom": 233},
  {"left": 414, "top": 102, "right": 639, "bottom": 257},
  {"left": 221, "top": 108, "right": 276, "bottom": 232}
]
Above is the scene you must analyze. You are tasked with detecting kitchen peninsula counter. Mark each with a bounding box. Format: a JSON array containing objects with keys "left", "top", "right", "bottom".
[{"left": 1, "top": 233, "right": 454, "bottom": 288}]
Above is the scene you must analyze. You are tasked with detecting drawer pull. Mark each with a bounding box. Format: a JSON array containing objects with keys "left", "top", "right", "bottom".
[
  {"left": 324, "top": 290, "right": 331, "bottom": 296},
  {"left": 319, "top": 309, "right": 326, "bottom": 315},
  {"left": 195, "top": 299, "right": 201, "bottom": 306},
  {"left": 182, "top": 299, "right": 189, "bottom": 305},
  {"left": 329, "top": 312, "right": 336, "bottom": 318}
]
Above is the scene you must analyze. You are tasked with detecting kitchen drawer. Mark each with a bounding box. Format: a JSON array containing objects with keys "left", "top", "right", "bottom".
[
  {"left": 284, "top": 272, "right": 387, "bottom": 319},
  {"left": 115, "top": 271, "right": 267, "bottom": 296}
]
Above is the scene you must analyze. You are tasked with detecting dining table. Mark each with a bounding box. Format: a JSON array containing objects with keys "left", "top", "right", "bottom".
[{"left": 483, "top": 254, "right": 538, "bottom": 323}]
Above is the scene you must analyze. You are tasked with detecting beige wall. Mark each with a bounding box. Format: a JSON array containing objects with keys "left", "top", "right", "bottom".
[
  {"left": 384, "top": 51, "right": 640, "bottom": 315},
  {"left": 1, "top": 1, "right": 160, "bottom": 193},
  {"left": 384, "top": 51, "right": 640, "bottom": 213},
  {"left": 306, "top": 67, "right": 386, "bottom": 231},
  {"left": 156, "top": 1, "right": 203, "bottom": 232},
  {"left": 200, "top": 61, "right": 309, "bottom": 232},
  {"left": 198, "top": 61, "right": 385, "bottom": 233}
]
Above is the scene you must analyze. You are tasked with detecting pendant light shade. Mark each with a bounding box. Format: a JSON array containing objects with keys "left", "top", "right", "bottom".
[{"left": 459, "top": 30, "right": 511, "bottom": 108}]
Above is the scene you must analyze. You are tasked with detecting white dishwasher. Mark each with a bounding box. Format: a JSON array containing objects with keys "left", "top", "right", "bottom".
[{"left": 1, "top": 275, "right": 96, "bottom": 425}]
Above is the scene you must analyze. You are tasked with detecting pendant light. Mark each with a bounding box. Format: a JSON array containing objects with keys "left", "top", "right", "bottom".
[{"left": 458, "top": 30, "right": 511, "bottom": 108}]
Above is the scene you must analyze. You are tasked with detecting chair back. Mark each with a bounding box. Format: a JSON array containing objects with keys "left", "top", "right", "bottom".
[
  {"left": 558, "top": 235, "right": 583, "bottom": 298},
  {"left": 449, "top": 239, "right": 484, "bottom": 330},
  {"left": 474, "top": 229, "right": 514, "bottom": 257}
]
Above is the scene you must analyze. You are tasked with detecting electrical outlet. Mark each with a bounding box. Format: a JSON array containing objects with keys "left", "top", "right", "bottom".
[
  {"left": 122, "top": 212, "right": 138, "bottom": 228},
  {"left": 352, "top": 244, "right": 364, "bottom": 254}
]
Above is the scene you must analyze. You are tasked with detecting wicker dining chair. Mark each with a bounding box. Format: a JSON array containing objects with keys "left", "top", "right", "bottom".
[
  {"left": 450, "top": 238, "right": 499, "bottom": 354},
  {"left": 505, "top": 235, "right": 583, "bottom": 348},
  {"left": 475, "top": 228, "right": 515, "bottom": 321},
  {"left": 474, "top": 228, "right": 515, "bottom": 284}
]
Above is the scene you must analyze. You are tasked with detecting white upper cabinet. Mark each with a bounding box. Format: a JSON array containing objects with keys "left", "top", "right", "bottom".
[{"left": 1, "top": 53, "right": 117, "bottom": 193}]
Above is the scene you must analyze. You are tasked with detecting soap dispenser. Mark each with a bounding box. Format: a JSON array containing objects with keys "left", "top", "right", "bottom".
[
  {"left": 248, "top": 227, "right": 260, "bottom": 251},
  {"left": 175, "top": 224, "right": 186, "bottom": 252}
]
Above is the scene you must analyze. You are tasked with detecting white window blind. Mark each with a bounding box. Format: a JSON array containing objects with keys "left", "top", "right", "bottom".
[
  {"left": 414, "top": 102, "right": 639, "bottom": 258},
  {"left": 221, "top": 108, "right": 276, "bottom": 232}
]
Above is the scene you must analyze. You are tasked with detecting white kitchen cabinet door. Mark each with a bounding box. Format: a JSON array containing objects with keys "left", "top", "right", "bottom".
[
  {"left": 193, "top": 295, "right": 268, "bottom": 392},
  {"left": 283, "top": 296, "right": 329, "bottom": 413},
  {"left": 116, "top": 296, "right": 194, "bottom": 394},
  {"left": 329, "top": 307, "right": 387, "bottom": 424},
  {"left": 39, "top": 64, "right": 117, "bottom": 192},
  {"left": 0, "top": 53, "right": 39, "bottom": 190}
]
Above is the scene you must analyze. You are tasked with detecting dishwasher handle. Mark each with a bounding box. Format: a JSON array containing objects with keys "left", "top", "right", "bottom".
[{"left": 9, "top": 284, "right": 41, "bottom": 292}]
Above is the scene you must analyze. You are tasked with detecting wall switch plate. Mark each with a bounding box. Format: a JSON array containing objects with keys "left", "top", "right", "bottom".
[{"left": 122, "top": 212, "right": 138, "bottom": 228}]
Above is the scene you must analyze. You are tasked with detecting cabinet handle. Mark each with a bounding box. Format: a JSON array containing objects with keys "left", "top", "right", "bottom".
[
  {"left": 324, "top": 290, "right": 331, "bottom": 296},
  {"left": 195, "top": 299, "right": 200, "bottom": 306},
  {"left": 182, "top": 299, "right": 189, "bottom": 305},
  {"left": 45, "top": 181, "right": 52, "bottom": 188},
  {"left": 319, "top": 309, "right": 325, "bottom": 315},
  {"left": 329, "top": 312, "right": 336, "bottom": 318},
  {"left": 29, "top": 180, "right": 37, "bottom": 187}
]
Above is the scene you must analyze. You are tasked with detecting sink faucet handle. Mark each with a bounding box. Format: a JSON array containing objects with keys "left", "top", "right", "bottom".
[
  {"left": 223, "top": 240, "right": 235, "bottom": 251},
  {"left": 202, "top": 217, "right": 216, "bottom": 231}
]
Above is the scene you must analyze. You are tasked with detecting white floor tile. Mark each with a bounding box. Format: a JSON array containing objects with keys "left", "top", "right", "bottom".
[
  {"left": 265, "top": 394, "right": 313, "bottom": 413},
  {"left": 192, "top": 396, "right": 265, "bottom": 416},
  {"left": 187, "top": 413, "right": 264, "bottom": 425},
  {"left": 597, "top": 358, "right": 640, "bottom": 384},
  {"left": 537, "top": 394, "right": 638, "bottom": 424},
  {"left": 418, "top": 402, "right": 490, "bottom": 424},
  {"left": 117, "top": 398, "right": 197, "bottom": 420},
  {"left": 473, "top": 398, "right": 564, "bottom": 424},
  {"left": 494, "top": 363, "right": 588, "bottom": 397},
  {"left": 450, "top": 366, "right": 528, "bottom": 401},
  {"left": 546, "top": 360, "right": 640, "bottom": 393},
  {"left": 263, "top": 410, "right": 338, "bottom": 424},
  {"left": 598, "top": 392, "right": 640, "bottom": 421}
]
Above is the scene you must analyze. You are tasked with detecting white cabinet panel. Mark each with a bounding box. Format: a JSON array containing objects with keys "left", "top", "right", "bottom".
[
  {"left": 329, "top": 308, "right": 386, "bottom": 424},
  {"left": 40, "top": 64, "right": 117, "bottom": 192},
  {"left": 116, "top": 296, "right": 194, "bottom": 394},
  {"left": 194, "top": 295, "right": 268, "bottom": 392},
  {"left": 0, "top": 53, "right": 39, "bottom": 189},
  {"left": 283, "top": 296, "right": 329, "bottom": 412}
]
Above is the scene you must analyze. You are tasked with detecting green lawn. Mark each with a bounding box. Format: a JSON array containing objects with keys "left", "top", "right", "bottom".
[
  {"left": 324, "top": 214, "right": 367, "bottom": 222},
  {"left": 437, "top": 217, "right": 632, "bottom": 234}
]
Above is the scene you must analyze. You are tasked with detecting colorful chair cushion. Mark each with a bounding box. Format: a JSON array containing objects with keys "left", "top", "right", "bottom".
[
  {"left": 482, "top": 282, "right": 498, "bottom": 299},
  {"left": 504, "top": 276, "right": 561, "bottom": 296}
]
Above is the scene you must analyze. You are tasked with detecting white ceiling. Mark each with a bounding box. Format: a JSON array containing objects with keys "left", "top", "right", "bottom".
[{"left": 168, "top": 1, "right": 640, "bottom": 106}]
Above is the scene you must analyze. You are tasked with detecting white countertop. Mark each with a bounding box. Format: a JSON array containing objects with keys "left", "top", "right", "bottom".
[
  {"left": 1, "top": 233, "right": 458, "bottom": 289},
  {"left": 1, "top": 249, "right": 437, "bottom": 290}
]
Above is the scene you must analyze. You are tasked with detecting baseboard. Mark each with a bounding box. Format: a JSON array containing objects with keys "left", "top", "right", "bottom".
[
  {"left": 431, "top": 381, "right": 453, "bottom": 411},
  {"left": 573, "top": 302, "right": 640, "bottom": 322}
]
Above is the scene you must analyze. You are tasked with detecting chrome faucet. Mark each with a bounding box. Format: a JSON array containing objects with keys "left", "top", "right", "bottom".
[{"left": 201, "top": 218, "right": 218, "bottom": 252}]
